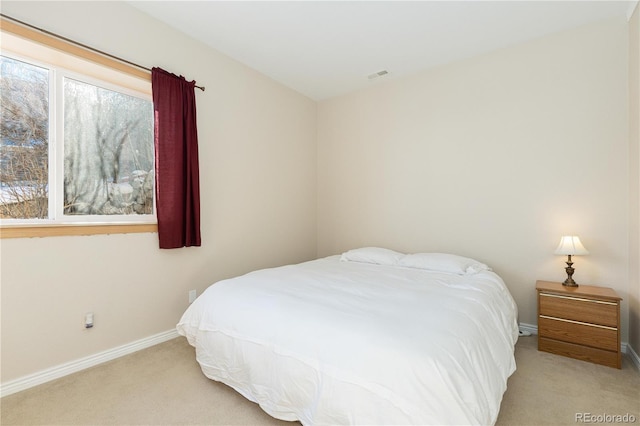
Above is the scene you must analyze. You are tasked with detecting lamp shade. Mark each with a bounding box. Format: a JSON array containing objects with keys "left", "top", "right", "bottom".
[{"left": 554, "top": 236, "right": 589, "bottom": 256}]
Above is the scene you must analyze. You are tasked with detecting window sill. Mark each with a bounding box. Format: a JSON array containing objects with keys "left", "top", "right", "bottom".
[{"left": 0, "top": 223, "right": 158, "bottom": 239}]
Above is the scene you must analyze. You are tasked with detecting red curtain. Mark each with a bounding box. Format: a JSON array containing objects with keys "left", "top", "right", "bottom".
[{"left": 151, "top": 67, "right": 201, "bottom": 248}]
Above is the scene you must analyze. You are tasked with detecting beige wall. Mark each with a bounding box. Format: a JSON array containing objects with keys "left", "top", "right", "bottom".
[
  {"left": 629, "top": 3, "right": 640, "bottom": 356},
  {"left": 0, "top": 1, "right": 317, "bottom": 382},
  {"left": 318, "top": 18, "right": 630, "bottom": 339}
]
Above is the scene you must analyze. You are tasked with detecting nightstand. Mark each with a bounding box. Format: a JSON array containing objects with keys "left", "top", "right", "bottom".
[{"left": 536, "top": 280, "right": 621, "bottom": 369}]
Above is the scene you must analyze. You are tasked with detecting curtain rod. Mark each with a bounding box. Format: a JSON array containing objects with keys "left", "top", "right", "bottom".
[{"left": 0, "top": 13, "right": 205, "bottom": 92}]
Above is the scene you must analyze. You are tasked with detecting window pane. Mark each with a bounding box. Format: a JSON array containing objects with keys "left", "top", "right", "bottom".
[
  {"left": 63, "top": 78, "right": 154, "bottom": 216},
  {"left": 0, "top": 56, "right": 49, "bottom": 219}
]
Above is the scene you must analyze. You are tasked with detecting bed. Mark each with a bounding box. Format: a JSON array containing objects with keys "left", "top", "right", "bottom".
[{"left": 177, "top": 247, "right": 519, "bottom": 425}]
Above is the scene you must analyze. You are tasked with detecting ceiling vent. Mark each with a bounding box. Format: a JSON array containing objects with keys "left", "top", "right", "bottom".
[{"left": 367, "top": 70, "right": 389, "bottom": 80}]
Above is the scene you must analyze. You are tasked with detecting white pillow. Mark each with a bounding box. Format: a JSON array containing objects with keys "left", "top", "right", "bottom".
[
  {"left": 340, "top": 247, "right": 404, "bottom": 266},
  {"left": 398, "top": 252, "right": 491, "bottom": 275}
]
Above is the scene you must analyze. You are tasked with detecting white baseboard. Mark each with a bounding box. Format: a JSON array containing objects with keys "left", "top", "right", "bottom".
[
  {"left": 518, "top": 322, "right": 640, "bottom": 372},
  {"left": 518, "top": 322, "right": 538, "bottom": 336},
  {"left": 0, "top": 328, "right": 179, "bottom": 398},
  {"left": 627, "top": 344, "right": 640, "bottom": 372}
]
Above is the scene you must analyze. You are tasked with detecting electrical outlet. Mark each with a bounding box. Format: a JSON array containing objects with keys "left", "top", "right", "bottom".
[{"left": 188, "top": 289, "right": 197, "bottom": 304}]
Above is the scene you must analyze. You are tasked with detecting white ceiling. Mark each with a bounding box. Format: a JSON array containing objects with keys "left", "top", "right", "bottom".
[{"left": 130, "top": 1, "right": 636, "bottom": 100}]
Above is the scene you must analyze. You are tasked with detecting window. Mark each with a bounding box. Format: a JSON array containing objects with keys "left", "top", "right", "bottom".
[
  {"left": 0, "top": 22, "right": 157, "bottom": 237},
  {"left": 1, "top": 56, "right": 49, "bottom": 220},
  {"left": 62, "top": 76, "right": 154, "bottom": 217}
]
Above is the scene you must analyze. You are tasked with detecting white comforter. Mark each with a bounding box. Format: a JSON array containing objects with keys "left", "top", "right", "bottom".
[{"left": 177, "top": 256, "right": 519, "bottom": 425}]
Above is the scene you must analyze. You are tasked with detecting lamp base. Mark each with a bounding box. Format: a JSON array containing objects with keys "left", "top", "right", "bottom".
[{"left": 562, "top": 256, "right": 578, "bottom": 287}]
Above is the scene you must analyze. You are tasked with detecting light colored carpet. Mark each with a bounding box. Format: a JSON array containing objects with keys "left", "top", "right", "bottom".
[
  {"left": 496, "top": 337, "right": 639, "bottom": 425},
  {"left": 1, "top": 335, "right": 638, "bottom": 425}
]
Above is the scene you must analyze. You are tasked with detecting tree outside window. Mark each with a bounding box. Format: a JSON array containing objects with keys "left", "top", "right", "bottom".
[
  {"left": 0, "top": 55, "right": 155, "bottom": 223},
  {"left": 0, "top": 56, "right": 49, "bottom": 219}
]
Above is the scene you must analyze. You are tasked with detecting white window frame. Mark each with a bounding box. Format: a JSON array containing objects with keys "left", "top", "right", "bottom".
[
  {"left": 0, "top": 18, "right": 158, "bottom": 238},
  {"left": 57, "top": 69, "right": 155, "bottom": 224}
]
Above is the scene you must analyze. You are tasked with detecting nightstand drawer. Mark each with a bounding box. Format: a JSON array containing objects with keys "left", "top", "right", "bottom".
[
  {"left": 539, "top": 293, "right": 618, "bottom": 327},
  {"left": 538, "top": 337, "right": 619, "bottom": 368},
  {"left": 538, "top": 316, "right": 618, "bottom": 351}
]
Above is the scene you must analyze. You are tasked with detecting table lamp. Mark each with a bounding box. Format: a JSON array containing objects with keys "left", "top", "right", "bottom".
[{"left": 554, "top": 235, "right": 589, "bottom": 287}]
